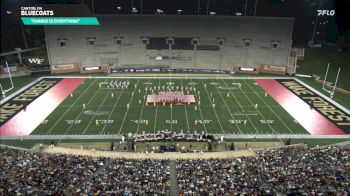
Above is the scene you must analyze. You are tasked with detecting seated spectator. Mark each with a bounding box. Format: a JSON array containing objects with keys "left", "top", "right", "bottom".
[{"left": 177, "top": 145, "right": 350, "bottom": 195}]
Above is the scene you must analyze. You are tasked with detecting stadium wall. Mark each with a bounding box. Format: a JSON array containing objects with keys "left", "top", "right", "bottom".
[{"left": 45, "top": 15, "right": 294, "bottom": 73}]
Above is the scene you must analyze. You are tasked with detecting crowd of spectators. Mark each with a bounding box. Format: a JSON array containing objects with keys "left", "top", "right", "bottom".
[
  {"left": 91, "top": 159, "right": 170, "bottom": 195},
  {"left": 1, "top": 144, "right": 349, "bottom": 195},
  {"left": 0, "top": 147, "right": 170, "bottom": 195},
  {"left": 177, "top": 145, "right": 350, "bottom": 195},
  {"left": 0, "top": 147, "right": 108, "bottom": 195}
]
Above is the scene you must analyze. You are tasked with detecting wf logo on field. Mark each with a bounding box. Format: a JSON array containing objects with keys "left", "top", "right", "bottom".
[{"left": 317, "top": 10, "right": 335, "bottom": 16}]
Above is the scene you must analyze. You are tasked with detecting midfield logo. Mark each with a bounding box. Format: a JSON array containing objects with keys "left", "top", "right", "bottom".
[
  {"left": 317, "top": 10, "right": 335, "bottom": 16},
  {"left": 28, "top": 58, "right": 45, "bottom": 64}
]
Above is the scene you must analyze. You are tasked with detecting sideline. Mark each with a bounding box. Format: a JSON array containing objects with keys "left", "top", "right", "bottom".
[
  {"left": 2, "top": 134, "right": 350, "bottom": 140},
  {"left": 43, "top": 146, "right": 256, "bottom": 160}
]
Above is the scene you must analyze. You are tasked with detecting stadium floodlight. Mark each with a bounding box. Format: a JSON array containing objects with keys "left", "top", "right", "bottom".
[
  {"left": 116, "top": 6, "right": 122, "bottom": 14},
  {"left": 156, "top": 9, "right": 164, "bottom": 14},
  {"left": 235, "top": 12, "right": 242, "bottom": 16},
  {"left": 132, "top": 7, "right": 138, "bottom": 13},
  {"left": 209, "top": 11, "right": 216, "bottom": 15},
  {"left": 0, "top": 61, "right": 14, "bottom": 97},
  {"left": 177, "top": 9, "right": 183, "bottom": 15}
]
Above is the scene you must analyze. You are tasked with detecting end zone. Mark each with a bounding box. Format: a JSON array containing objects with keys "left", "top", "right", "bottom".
[
  {"left": 0, "top": 78, "right": 85, "bottom": 136},
  {"left": 256, "top": 79, "right": 348, "bottom": 135}
]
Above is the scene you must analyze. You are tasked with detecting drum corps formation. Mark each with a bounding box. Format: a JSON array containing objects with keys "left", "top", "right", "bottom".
[{"left": 99, "top": 80, "right": 130, "bottom": 89}]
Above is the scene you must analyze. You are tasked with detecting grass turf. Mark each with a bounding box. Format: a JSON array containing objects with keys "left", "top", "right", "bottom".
[{"left": 31, "top": 78, "right": 307, "bottom": 136}]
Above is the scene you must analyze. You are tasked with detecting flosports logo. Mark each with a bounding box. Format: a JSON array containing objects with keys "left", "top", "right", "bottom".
[{"left": 317, "top": 10, "right": 335, "bottom": 16}]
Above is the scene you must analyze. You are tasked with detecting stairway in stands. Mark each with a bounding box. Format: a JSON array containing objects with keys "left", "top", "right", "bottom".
[{"left": 169, "top": 160, "right": 179, "bottom": 196}]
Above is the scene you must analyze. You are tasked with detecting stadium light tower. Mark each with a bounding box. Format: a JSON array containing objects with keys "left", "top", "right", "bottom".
[
  {"left": 206, "top": 0, "right": 210, "bottom": 15},
  {"left": 311, "top": 0, "right": 323, "bottom": 45},
  {"left": 177, "top": 9, "right": 183, "bottom": 15}
]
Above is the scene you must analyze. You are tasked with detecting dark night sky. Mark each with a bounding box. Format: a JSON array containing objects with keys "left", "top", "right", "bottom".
[{"left": 1, "top": 0, "right": 349, "bottom": 52}]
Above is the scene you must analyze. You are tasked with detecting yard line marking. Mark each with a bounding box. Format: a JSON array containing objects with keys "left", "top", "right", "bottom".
[
  {"left": 189, "top": 78, "right": 207, "bottom": 132},
  {"left": 212, "top": 79, "right": 242, "bottom": 134},
  {"left": 100, "top": 82, "right": 127, "bottom": 134},
  {"left": 87, "top": 79, "right": 130, "bottom": 135},
  {"left": 200, "top": 79, "right": 224, "bottom": 134},
  {"left": 136, "top": 79, "right": 151, "bottom": 135},
  {"left": 82, "top": 89, "right": 114, "bottom": 134},
  {"left": 243, "top": 79, "right": 295, "bottom": 134},
  {"left": 46, "top": 79, "right": 97, "bottom": 135},
  {"left": 117, "top": 79, "right": 140, "bottom": 135},
  {"left": 226, "top": 79, "right": 279, "bottom": 136},
  {"left": 180, "top": 78, "right": 190, "bottom": 132},
  {"left": 153, "top": 79, "right": 161, "bottom": 134},
  {"left": 63, "top": 78, "right": 109, "bottom": 136},
  {"left": 221, "top": 79, "right": 260, "bottom": 135},
  {"left": 170, "top": 78, "right": 173, "bottom": 132}
]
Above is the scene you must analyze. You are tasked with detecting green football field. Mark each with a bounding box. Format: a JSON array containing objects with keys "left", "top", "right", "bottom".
[{"left": 32, "top": 77, "right": 308, "bottom": 136}]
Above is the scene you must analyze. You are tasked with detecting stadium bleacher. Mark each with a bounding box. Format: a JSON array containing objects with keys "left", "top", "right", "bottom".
[
  {"left": 172, "top": 38, "right": 193, "bottom": 50},
  {"left": 146, "top": 38, "right": 169, "bottom": 50},
  {"left": 45, "top": 15, "right": 294, "bottom": 72}
]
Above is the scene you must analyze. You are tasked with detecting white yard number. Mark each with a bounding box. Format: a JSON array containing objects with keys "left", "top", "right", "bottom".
[
  {"left": 66, "top": 120, "right": 81, "bottom": 124},
  {"left": 41, "top": 120, "right": 48, "bottom": 124},
  {"left": 198, "top": 120, "right": 211, "bottom": 124},
  {"left": 260, "top": 119, "right": 274, "bottom": 124},
  {"left": 131, "top": 120, "right": 146, "bottom": 124},
  {"left": 229, "top": 120, "right": 242, "bottom": 124},
  {"left": 99, "top": 120, "right": 114, "bottom": 124},
  {"left": 166, "top": 120, "right": 177, "bottom": 124}
]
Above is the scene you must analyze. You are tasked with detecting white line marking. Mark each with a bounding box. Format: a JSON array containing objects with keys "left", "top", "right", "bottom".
[
  {"left": 221, "top": 79, "right": 260, "bottom": 135},
  {"left": 189, "top": 78, "right": 207, "bottom": 132},
  {"left": 180, "top": 79, "right": 190, "bottom": 132},
  {"left": 243, "top": 79, "right": 295, "bottom": 134},
  {"left": 295, "top": 78, "right": 350, "bottom": 114},
  {"left": 63, "top": 78, "right": 109, "bottom": 135},
  {"left": 228, "top": 79, "right": 280, "bottom": 136},
  {"left": 100, "top": 81, "right": 128, "bottom": 134},
  {"left": 46, "top": 79, "right": 97, "bottom": 135},
  {"left": 153, "top": 79, "right": 161, "bottom": 134},
  {"left": 200, "top": 79, "right": 225, "bottom": 134},
  {"left": 170, "top": 78, "right": 173, "bottom": 132},
  {"left": 3, "top": 134, "right": 350, "bottom": 140},
  {"left": 136, "top": 79, "right": 151, "bottom": 134},
  {"left": 117, "top": 79, "right": 140, "bottom": 135},
  {"left": 212, "top": 79, "right": 242, "bottom": 134}
]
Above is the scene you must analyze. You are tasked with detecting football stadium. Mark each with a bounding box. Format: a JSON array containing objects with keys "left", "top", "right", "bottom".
[{"left": 1, "top": 0, "right": 350, "bottom": 195}]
